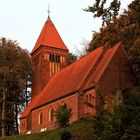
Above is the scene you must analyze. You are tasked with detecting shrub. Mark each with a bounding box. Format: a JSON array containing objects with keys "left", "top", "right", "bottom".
[{"left": 54, "top": 104, "right": 72, "bottom": 127}]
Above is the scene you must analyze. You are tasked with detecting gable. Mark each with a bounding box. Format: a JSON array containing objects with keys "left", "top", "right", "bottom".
[
  {"left": 83, "top": 43, "right": 136, "bottom": 91},
  {"left": 98, "top": 43, "right": 136, "bottom": 89}
]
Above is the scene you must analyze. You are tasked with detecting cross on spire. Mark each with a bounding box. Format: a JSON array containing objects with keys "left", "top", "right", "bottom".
[{"left": 47, "top": 4, "right": 50, "bottom": 17}]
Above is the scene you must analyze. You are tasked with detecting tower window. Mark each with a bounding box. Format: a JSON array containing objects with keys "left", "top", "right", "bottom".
[
  {"left": 58, "top": 55, "right": 60, "bottom": 63},
  {"left": 50, "top": 53, "right": 61, "bottom": 63},
  {"left": 89, "top": 94, "right": 91, "bottom": 101},
  {"left": 86, "top": 95, "right": 88, "bottom": 101},
  {"left": 55, "top": 55, "right": 58, "bottom": 62},
  {"left": 50, "top": 53, "right": 55, "bottom": 62}
]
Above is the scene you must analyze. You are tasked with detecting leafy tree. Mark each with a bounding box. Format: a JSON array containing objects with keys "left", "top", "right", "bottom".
[
  {"left": 68, "top": 53, "right": 77, "bottom": 65},
  {"left": 87, "top": 0, "right": 140, "bottom": 82},
  {"left": 85, "top": 0, "right": 121, "bottom": 26},
  {"left": 54, "top": 104, "right": 72, "bottom": 127},
  {"left": 0, "top": 37, "right": 32, "bottom": 136},
  {"left": 85, "top": 86, "right": 140, "bottom": 140}
]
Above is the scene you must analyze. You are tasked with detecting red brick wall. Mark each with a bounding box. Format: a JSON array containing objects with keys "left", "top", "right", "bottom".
[
  {"left": 31, "top": 46, "right": 68, "bottom": 97},
  {"left": 20, "top": 118, "right": 27, "bottom": 134},
  {"left": 31, "top": 93, "right": 78, "bottom": 132},
  {"left": 78, "top": 89, "right": 96, "bottom": 118},
  {"left": 98, "top": 45, "right": 136, "bottom": 99}
]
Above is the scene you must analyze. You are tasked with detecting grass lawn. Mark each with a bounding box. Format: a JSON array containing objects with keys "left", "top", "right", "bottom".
[{"left": 0, "top": 119, "right": 95, "bottom": 140}]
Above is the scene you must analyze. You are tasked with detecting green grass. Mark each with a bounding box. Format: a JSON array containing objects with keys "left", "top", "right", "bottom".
[{"left": 0, "top": 119, "right": 95, "bottom": 140}]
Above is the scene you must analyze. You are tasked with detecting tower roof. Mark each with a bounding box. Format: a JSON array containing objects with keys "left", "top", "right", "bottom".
[{"left": 31, "top": 16, "right": 68, "bottom": 54}]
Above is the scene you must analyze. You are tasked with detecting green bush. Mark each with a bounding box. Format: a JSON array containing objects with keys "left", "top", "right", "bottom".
[{"left": 54, "top": 104, "right": 72, "bottom": 127}]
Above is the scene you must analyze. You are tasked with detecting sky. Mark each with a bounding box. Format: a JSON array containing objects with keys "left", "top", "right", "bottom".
[{"left": 0, "top": 0, "right": 133, "bottom": 53}]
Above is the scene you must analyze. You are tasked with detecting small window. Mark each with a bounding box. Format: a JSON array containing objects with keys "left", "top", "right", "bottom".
[
  {"left": 55, "top": 55, "right": 58, "bottom": 63},
  {"left": 89, "top": 94, "right": 91, "bottom": 101},
  {"left": 58, "top": 55, "right": 60, "bottom": 63},
  {"left": 86, "top": 95, "right": 88, "bottom": 101},
  {"left": 49, "top": 53, "right": 55, "bottom": 62},
  {"left": 49, "top": 108, "right": 54, "bottom": 122},
  {"left": 38, "top": 112, "right": 43, "bottom": 125},
  {"left": 52, "top": 54, "right": 54, "bottom": 62}
]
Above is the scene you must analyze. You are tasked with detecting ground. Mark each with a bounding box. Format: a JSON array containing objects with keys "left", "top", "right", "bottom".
[{"left": 0, "top": 120, "right": 95, "bottom": 140}]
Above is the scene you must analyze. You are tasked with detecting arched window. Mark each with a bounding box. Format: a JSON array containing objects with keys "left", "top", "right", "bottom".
[
  {"left": 58, "top": 55, "right": 60, "bottom": 63},
  {"left": 86, "top": 95, "right": 88, "bottom": 101},
  {"left": 38, "top": 111, "right": 43, "bottom": 125},
  {"left": 89, "top": 94, "right": 92, "bottom": 101},
  {"left": 49, "top": 108, "right": 54, "bottom": 122},
  {"left": 49, "top": 53, "right": 55, "bottom": 62},
  {"left": 55, "top": 55, "right": 58, "bottom": 63}
]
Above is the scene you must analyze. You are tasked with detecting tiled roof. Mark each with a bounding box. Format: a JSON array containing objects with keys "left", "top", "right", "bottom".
[
  {"left": 20, "top": 43, "right": 122, "bottom": 119},
  {"left": 33, "top": 46, "right": 104, "bottom": 108},
  {"left": 84, "top": 42, "right": 121, "bottom": 89},
  {"left": 20, "top": 94, "right": 40, "bottom": 119},
  {"left": 31, "top": 16, "right": 68, "bottom": 54}
]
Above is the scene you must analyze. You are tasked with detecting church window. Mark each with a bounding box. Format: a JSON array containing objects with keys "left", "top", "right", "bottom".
[
  {"left": 52, "top": 54, "right": 54, "bottom": 62},
  {"left": 49, "top": 108, "right": 54, "bottom": 122},
  {"left": 50, "top": 53, "right": 55, "bottom": 62},
  {"left": 38, "top": 111, "right": 43, "bottom": 125},
  {"left": 58, "top": 55, "right": 60, "bottom": 63},
  {"left": 89, "top": 94, "right": 91, "bottom": 101},
  {"left": 55, "top": 55, "right": 58, "bottom": 62},
  {"left": 86, "top": 95, "right": 88, "bottom": 101}
]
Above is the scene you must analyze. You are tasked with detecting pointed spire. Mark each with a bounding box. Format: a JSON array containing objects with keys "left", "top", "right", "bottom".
[{"left": 31, "top": 11, "right": 68, "bottom": 54}]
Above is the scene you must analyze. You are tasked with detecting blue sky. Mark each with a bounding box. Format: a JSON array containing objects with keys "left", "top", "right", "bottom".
[{"left": 0, "top": 0, "right": 133, "bottom": 53}]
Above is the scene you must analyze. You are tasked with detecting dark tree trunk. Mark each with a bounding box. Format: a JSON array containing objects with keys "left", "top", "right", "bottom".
[
  {"left": 15, "top": 102, "right": 19, "bottom": 134},
  {"left": 2, "top": 88, "right": 6, "bottom": 137}
]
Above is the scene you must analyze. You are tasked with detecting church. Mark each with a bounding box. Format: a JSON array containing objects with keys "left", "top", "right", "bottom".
[{"left": 20, "top": 15, "right": 136, "bottom": 134}]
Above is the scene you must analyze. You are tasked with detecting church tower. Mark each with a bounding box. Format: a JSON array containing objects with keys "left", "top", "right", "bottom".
[{"left": 31, "top": 16, "right": 69, "bottom": 97}]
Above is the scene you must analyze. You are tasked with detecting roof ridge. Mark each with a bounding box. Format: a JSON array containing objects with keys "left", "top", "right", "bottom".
[
  {"left": 79, "top": 43, "right": 111, "bottom": 91},
  {"left": 95, "top": 42, "right": 121, "bottom": 82}
]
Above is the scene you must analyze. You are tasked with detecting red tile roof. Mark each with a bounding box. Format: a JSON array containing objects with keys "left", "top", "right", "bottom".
[
  {"left": 84, "top": 42, "right": 121, "bottom": 89},
  {"left": 31, "top": 16, "right": 68, "bottom": 54},
  {"left": 33, "top": 47, "right": 104, "bottom": 108},
  {"left": 20, "top": 43, "right": 122, "bottom": 119},
  {"left": 20, "top": 94, "right": 41, "bottom": 119}
]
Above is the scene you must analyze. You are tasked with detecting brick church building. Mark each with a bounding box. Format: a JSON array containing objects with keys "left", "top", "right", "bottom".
[{"left": 20, "top": 16, "right": 136, "bottom": 134}]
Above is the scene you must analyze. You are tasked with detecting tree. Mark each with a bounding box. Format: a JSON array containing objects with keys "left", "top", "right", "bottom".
[
  {"left": 68, "top": 53, "right": 77, "bottom": 65},
  {"left": 85, "top": 0, "right": 121, "bottom": 26},
  {"left": 84, "top": 86, "right": 140, "bottom": 140},
  {"left": 87, "top": 0, "right": 140, "bottom": 82},
  {"left": 0, "top": 37, "right": 32, "bottom": 136},
  {"left": 54, "top": 104, "right": 72, "bottom": 127}
]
